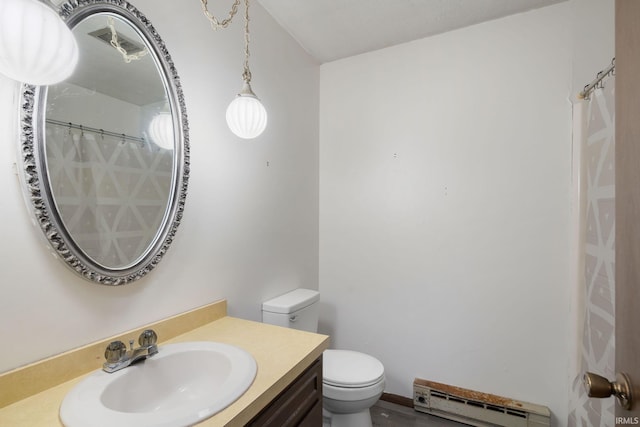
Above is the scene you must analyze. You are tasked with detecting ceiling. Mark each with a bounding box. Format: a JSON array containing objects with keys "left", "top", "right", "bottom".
[
  {"left": 257, "top": 0, "right": 567, "bottom": 64},
  {"left": 62, "top": 12, "right": 167, "bottom": 107}
]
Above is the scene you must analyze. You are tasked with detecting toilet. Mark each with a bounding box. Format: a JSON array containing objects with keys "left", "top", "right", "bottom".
[{"left": 262, "top": 288, "right": 385, "bottom": 427}]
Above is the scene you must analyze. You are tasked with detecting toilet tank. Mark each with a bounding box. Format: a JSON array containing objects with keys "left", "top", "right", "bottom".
[{"left": 262, "top": 288, "right": 320, "bottom": 333}]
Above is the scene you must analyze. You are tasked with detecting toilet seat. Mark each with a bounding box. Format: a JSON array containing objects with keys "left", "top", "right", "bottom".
[
  {"left": 323, "top": 349, "right": 385, "bottom": 388},
  {"left": 323, "top": 378, "right": 385, "bottom": 402}
]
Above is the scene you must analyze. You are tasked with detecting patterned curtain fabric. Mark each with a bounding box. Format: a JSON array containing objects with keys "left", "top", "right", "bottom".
[
  {"left": 45, "top": 124, "right": 173, "bottom": 267},
  {"left": 568, "top": 79, "right": 615, "bottom": 426}
]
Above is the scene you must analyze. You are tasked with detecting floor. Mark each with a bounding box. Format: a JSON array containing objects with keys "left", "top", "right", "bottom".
[{"left": 370, "top": 400, "right": 469, "bottom": 427}]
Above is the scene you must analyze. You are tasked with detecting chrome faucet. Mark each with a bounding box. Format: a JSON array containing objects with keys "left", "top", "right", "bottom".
[{"left": 103, "top": 329, "right": 159, "bottom": 373}]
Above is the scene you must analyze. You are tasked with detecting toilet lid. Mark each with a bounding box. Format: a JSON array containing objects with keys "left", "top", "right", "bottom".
[{"left": 323, "top": 349, "right": 384, "bottom": 388}]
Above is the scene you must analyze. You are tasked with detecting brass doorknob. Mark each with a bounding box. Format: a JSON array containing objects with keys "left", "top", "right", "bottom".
[{"left": 583, "top": 372, "right": 633, "bottom": 410}]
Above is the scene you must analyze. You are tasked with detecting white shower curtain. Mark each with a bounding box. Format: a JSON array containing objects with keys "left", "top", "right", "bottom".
[{"left": 567, "top": 78, "right": 615, "bottom": 427}]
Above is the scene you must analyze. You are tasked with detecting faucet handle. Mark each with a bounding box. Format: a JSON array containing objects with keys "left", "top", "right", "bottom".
[
  {"left": 104, "top": 340, "right": 127, "bottom": 363},
  {"left": 138, "top": 329, "right": 158, "bottom": 347}
]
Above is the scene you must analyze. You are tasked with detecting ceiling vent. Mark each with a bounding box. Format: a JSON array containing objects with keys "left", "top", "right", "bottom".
[{"left": 88, "top": 27, "right": 145, "bottom": 55}]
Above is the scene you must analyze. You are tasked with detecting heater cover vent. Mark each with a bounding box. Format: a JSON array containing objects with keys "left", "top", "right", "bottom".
[{"left": 413, "top": 379, "right": 551, "bottom": 427}]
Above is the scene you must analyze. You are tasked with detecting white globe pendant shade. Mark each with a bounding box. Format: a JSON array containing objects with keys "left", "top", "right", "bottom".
[
  {"left": 226, "top": 95, "right": 267, "bottom": 139},
  {"left": 0, "top": 0, "right": 78, "bottom": 85},
  {"left": 148, "top": 112, "right": 174, "bottom": 150},
  {"left": 225, "top": 82, "right": 267, "bottom": 139}
]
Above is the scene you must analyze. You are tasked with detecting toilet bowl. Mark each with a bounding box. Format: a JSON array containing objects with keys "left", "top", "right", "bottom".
[
  {"left": 322, "top": 349, "right": 385, "bottom": 427},
  {"left": 262, "top": 289, "right": 385, "bottom": 427}
]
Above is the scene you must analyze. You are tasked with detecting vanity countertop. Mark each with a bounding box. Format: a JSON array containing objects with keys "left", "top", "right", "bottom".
[{"left": 0, "top": 309, "right": 329, "bottom": 426}]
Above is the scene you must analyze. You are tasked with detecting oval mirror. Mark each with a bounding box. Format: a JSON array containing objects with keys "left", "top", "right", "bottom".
[{"left": 18, "top": 0, "right": 189, "bottom": 285}]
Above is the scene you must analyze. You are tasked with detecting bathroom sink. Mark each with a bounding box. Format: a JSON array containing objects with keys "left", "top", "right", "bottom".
[{"left": 59, "top": 341, "right": 257, "bottom": 427}]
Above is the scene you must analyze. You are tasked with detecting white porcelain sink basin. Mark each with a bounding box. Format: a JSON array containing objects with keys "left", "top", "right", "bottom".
[{"left": 60, "top": 341, "right": 257, "bottom": 427}]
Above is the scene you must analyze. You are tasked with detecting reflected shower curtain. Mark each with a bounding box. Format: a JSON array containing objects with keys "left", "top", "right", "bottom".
[
  {"left": 45, "top": 124, "right": 173, "bottom": 267},
  {"left": 567, "top": 78, "right": 615, "bottom": 427}
]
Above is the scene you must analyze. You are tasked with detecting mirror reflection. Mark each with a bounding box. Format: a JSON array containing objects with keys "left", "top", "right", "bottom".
[
  {"left": 19, "top": 0, "right": 189, "bottom": 285},
  {"left": 45, "top": 13, "right": 173, "bottom": 269}
]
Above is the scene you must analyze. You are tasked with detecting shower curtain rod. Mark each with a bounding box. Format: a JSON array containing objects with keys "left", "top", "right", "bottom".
[
  {"left": 45, "top": 119, "right": 146, "bottom": 144},
  {"left": 578, "top": 57, "right": 615, "bottom": 100}
]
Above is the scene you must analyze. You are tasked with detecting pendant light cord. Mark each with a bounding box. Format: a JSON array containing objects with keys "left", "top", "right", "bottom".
[
  {"left": 201, "top": 0, "right": 240, "bottom": 29},
  {"left": 108, "top": 16, "right": 148, "bottom": 63},
  {"left": 242, "top": 0, "right": 252, "bottom": 84},
  {"left": 201, "top": 0, "right": 253, "bottom": 84}
]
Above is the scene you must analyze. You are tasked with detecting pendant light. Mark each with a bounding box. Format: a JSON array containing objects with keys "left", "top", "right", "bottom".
[
  {"left": 201, "top": 0, "right": 267, "bottom": 139},
  {"left": 0, "top": 0, "right": 78, "bottom": 85},
  {"left": 148, "top": 112, "right": 174, "bottom": 150}
]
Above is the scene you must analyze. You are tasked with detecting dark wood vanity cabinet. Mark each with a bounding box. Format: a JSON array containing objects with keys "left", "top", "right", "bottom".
[{"left": 248, "top": 357, "right": 323, "bottom": 427}]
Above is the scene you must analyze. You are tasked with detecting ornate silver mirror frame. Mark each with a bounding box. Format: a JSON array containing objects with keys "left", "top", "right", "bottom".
[{"left": 18, "top": 0, "right": 189, "bottom": 285}]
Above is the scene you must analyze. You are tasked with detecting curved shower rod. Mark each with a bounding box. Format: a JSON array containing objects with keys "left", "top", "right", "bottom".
[{"left": 578, "top": 57, "right": 615, "bottom": 100}]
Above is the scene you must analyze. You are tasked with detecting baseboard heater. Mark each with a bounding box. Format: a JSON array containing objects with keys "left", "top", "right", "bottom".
[{"left": 413, "top": 379, "right": 551, "bottom": 427}]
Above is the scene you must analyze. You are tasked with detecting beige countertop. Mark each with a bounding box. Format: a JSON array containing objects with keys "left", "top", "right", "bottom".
[{"left": 0, "top": 301, "right": 329, "bottom": 426}]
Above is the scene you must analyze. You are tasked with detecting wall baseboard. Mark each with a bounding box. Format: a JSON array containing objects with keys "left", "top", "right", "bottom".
[{"left": 380, "top": 392, "right": 414, "bottom": 408}]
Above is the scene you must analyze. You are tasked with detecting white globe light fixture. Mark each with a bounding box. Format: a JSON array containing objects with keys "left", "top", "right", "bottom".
[
  {"left": 0, "top": 0, "right": 78, "bottom": 85},
  {"left": 201, "top": 0, "right": 267, "bottom": 140},
  {"left": 148, "top": 112, "right": 174, "bottom": 150},
  {"left": 226, "top": 81, "right": 267, "bottom": 139}
]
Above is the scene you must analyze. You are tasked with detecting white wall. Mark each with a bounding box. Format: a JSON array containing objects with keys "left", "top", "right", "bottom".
[
  {"left": 48, "top": 82, "right": 143, "bottom": 135},
  {"left": 570, "top": 0, "right": 615, "bottom": 96},
  {"left": 0, "top": 0, "right": 319, "bottom": 373},
  {"left": 319, "top": 3, "right": 573, "bottom": 424}
]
